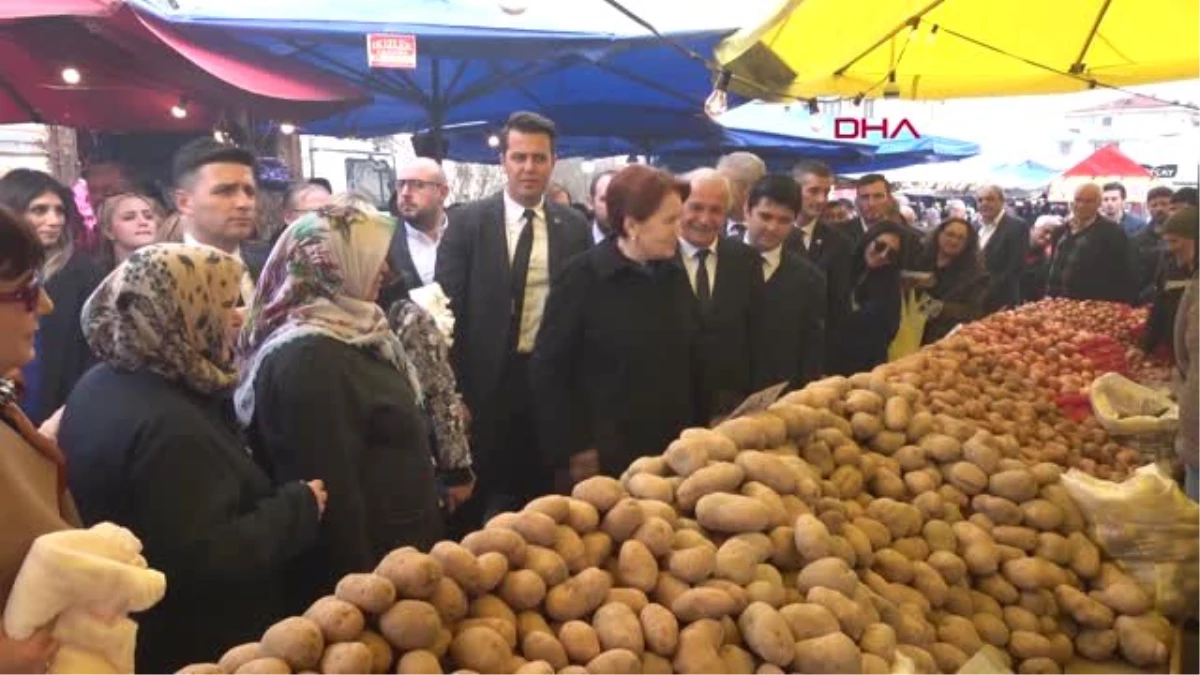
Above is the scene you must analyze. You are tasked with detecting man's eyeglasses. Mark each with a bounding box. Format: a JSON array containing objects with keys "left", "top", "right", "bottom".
[
  {"left": 0, "top": 276, "right": 42, "bottom": 312},
  {"left": 397, "top": 179, "right": 445, "bottom": 191}
]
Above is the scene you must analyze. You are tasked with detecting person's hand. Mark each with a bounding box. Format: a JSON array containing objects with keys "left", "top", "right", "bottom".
[
  {"left": 38, "top": 407, "right": 65, "bottom": 443},
  {"left": 569, "top": 449, "right": 601, "bottom": 483},
  {"left": 0, "top": 626, "right": 58, "bottom": 674},
  {"left": 306, "top": 480, "right": 328, "bottom": 517},
  {"left": 445, "top": 479, "right": 476, "bottom": 514}
]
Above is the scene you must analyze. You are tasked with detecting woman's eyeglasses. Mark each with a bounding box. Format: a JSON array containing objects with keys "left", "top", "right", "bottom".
[
  {"left": 871, "top": 239, "right": 899, "bottom": 261},
  {"left": 0, "top": 276, "right": 42, "bottom": 312}
]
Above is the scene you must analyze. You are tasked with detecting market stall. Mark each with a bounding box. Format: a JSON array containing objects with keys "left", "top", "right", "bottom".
[{"left": 170, "top": 297, "right": 1194, "bottom": 675}]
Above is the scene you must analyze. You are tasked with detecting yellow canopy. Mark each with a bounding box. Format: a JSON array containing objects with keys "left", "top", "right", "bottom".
[{"left": 715, "top": 0, "right": 1200, "bottom": 100}]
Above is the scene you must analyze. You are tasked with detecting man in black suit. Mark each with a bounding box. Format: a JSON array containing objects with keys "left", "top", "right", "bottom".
[
  {"left": 1047, "top": 183, "right": 1135, "bottom": 303},
  {"left": 784, "top": 160, "right": 854, "bottom": 374},
  {"left": 378, "top": 158, "right": 451, "bottom": 309},
  {"left": 975, "top": 184, "right": 1029, "bottom": 313},
  {"left": 744, "top": 174, "right": 827, "bottom": 391},
  {"left": 679, "top": 168, "right": 764, "bottom": 422},
  {"left": 837, "top": 173, "right": 893, "bottom": 244},
  {"left": 172, "top": 138, "right": 268, "bottom": 306},
  {"left": 436, "top": 111, "right": 590, "bottom": 522}
]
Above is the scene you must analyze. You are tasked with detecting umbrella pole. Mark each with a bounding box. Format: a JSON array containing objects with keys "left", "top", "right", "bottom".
[{"left": 430, "top": 58, "right": 445, "bottom": 162}]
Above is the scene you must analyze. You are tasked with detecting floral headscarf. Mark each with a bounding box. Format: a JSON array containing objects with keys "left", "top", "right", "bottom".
[
  {"left": 234, "top": 202, "right": 420, "bottom": 426},
  {"left": 82, "top": 243, "right": 243, "bottom": 394}
]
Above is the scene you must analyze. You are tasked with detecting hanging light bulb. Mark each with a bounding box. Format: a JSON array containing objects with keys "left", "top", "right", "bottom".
[
  {"left": 279, "top": 122, "right": 296, "bottom": 135},
  {"left": 906, "top": 18, "right": 920, "bottom": 41},
  {"left": 487, "top": 134, "right": 501, "bottom": 149},
  {"left": 170, "top": 97, "right": 189, "bottom": 119},
  {"left": 498, "top": 1, "right": 528, "bottom": 15},
  {"left": 926, "top": 24, "right": 940, "bottom": 44},
  {"left": 704, "top": 70, "right": 732, "bottom": 119},
  {"left": 806, "top": 98, "right": 821, "bottom": 115},
  {"left": 60, "top": 67, "right": 81, "bottom": 85}
]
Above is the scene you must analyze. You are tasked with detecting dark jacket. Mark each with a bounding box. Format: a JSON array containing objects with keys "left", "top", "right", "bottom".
[
  {"left": 680, "top": 237, "right": 763, "bottom": 422},
  {"left": 247, "top": 335, "right": 442, "bottom": 606},
  {"left": 842, "top": 266, "right": 902, "bottom": 374},
  {"left": 752, "top": 249, "right": 828, "bottom": 390},
  {"left": 21, "top": 251, "right": 104, "bottom": 425},
  {"left": 530, "top": 240, "right": 700, "bottom": 477},
  {"left": 58, "top": 366, "right": 319, "bottom": 674},
  {"left": 387, "top": 221, "right": 425, "bottom": 292},
  {"left": 1046, "top": 217, "right": 1134, "bottom": 303},
  {"left": 785, "top": 222, "right": 854, "bottom": 374},
  {"left": 922, "top": 258, "right": 990, "bottom": 344},
  {"left": 435, "top": 192, "right": 590, "bottom": 414},
  {"left": 241, "top": 240, "right": 272, "bottom": 283},
  {"left": 1021, "top": 244, "right": 1053, "bottom": 303},
  {"left": 979, "top": 214, "right": 1028, "bottom": 312},
  {"left": 1144, "top": 257, "right": 1196, "bottom": 356},
  {"left": 1133, "top": 223, "right": 1167, "bottom": 306}
]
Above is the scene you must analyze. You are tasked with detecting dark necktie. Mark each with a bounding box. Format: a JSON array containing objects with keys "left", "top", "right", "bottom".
[
  {"left": 695, "top": 248, "right": 712, "bottom": 310},
  {"left": 511, "top": 209, "right": 536, "bottom": 343}
]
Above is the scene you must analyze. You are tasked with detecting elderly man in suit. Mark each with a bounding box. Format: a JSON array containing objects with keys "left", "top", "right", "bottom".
[
  {"left": 1047, "top": 183, "right": 1134, "bottom": 303},
  {"left": 378, "top": 158, "right": 450, "bottom": 309},
  {"left": 975, "top": 184, "right": 1029, "bottom": 313},
  {"left": 436, "top": 111, "right": 590, "bottom": 523}
]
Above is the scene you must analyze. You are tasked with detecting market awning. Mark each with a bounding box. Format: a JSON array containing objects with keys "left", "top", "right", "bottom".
[{"left": 1061, "top": 144, "right": 1154, "bottom": 178}]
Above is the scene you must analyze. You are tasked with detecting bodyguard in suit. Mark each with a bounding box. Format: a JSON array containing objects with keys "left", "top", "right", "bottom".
[
  {"left": 975, "top": 184, "right": 1029, "bottom": 313},
  {"left": 837, "top": 173, "right": 893, "bottom": 245},
  {"left": 679, "top": 168, "right": 764, "bottom": 422},
  {"left": 436, "top": 111, "right": 590, "bottom": 522},
  {"left": 745, "top": 174, "right": 828, "bottom": 390},
  {"left": 378, "top": 158, "right": 451, "bottom": 309},
  {"left": 785, "top": 160, "right": 854, "bottom": 374}
]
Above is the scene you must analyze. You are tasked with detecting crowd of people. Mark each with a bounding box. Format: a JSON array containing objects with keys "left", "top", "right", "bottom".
[{"left": 1, "top": 109, "right": 1197, "bottom": 672}]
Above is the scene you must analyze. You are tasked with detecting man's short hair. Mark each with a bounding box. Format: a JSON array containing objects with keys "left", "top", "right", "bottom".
[
  {"left": 1171, "top": 187, "right": 1198, "bottom": 207},
  {"left": 979, "top": 184, "right": 1005, "bottom": 201},
  {"left": 791, "top": 159, "right": 833, "bottom": 182},
  {"left": 307, "top": 177, "right": 333, "bottom": 193},
  {"left": 1102, "top": 182, "right": 1127, "bottom": 199},
  {"left": 747, "top": 174, "right": 802, "bottom": 215},
  {"left": 717, "top": 152, "right": 767, "bottom": 185},
  {"left": 590, "top": 170, "right": 617, "bottom": 201},
  {"left": 1147, "top": 186, "right": 1174, "bottom": 202},
  {"left": 500, "top": 111, "right": 557, "bottom": 155},
  {"left": 856, "top": 173, "right": 890, "bottom": 193},
  {"left": 172, "top": 138, "right": 256, "bottom": 189}
]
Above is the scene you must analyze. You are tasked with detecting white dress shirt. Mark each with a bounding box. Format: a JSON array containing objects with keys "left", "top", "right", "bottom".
[
  {"left": 799, "top": 218, "right": 818, "bottom": 251},
  {"left": 591, "top": 221, "right": 606, "bottom": 244},
  {"left": 503, "top": 191, "right": 549, "bottom": 353},
  {"left": 183, "top": 232, "right": 255, "bottom": 305},
  {"left": 978, "top": 214, "right": 1003, "bottom": 250},
  {"left": 405, "top": 215, "right": 446, "bottom": 286},
  {"left": 760, "top": 244, "right": 783, "bottom": 282},
  {"left": 678, "top": 237, "right": 718, "bottom": 295}
]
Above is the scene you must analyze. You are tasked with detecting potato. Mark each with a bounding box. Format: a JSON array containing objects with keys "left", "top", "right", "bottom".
[
  {"left": 1018, "top": 657, "right": 1062, "bottom": 674},
  {"left": 1066, "top": 532, "right": 1100, "bottom": 579},
  {"left": 600, "top": 499, "right": 645, "bottom": 543},
  {"left": 681, "top": 427, "right": 739, "bottom": 461},
  {"left": 664, "top": 438, "right": 708, "bottom": 477},
  {"left": 989, "top": 470, "right": 1038, "bottom": 503},
  {"left": 375, "top": 549, "right": 444, "bottom": 600},
  {"left": 641, "top": 653, "right": 672, "bottom": 675},
  {"left": 462, "top": 530, "right": 526, "bottom": 568},
  {"left": 525, "top": 495, "right": 571, "bottom": 523},
  {"left": 377, "top": 600, "right": 442, "bottom": 652},
  {"left": 675, "top": 462, "right": 745, "bottom": 511},
  {"left": 992, "top": 525, "right": 1039, "bottom": 552},
  {"left": 937, "top": 615, "right": 983, "bottom": 655},
  {"left": 473, "top": 552, "right": 510, "bottom": 595},
  {"left": 520, "top": 545, "right": 569, "bottom": 588},
  {"left": 629, "top": 603, "right": 678, "bottom": 658},
  {"left": 218, "top": 643, "right": 263, "bottom": 674},
  {"left": 870, "top": 431, "right": 908, "bottom": 455},
  {"left": 793, "top": 557, "right": 855, "bottom": 598},
  {"left": 694, "top": 492, "right": 770, "bottom": 534},
  {"left": 926, "top": 550, "right": 967, "bottom": 586},
  {"left": 883, "top": 396, "right": 912, "bottom": 431},
  {"left": 1091, "top": 581, "right": 1151, "bottom": 616},
  {"left": 1115, "top": 614, "right": 1171, "bottom": 667},
  {"left": 581, "top": 532, "right": 613, "bottom": 570},
  {"left": 565, "top": 499, "right": 601, "bottom": 534},
  {"left": 860, "top": 623, "right": 896, "bottom": 661},
  {"left": 906, "top": 410, "right": 935, "bottom": 442},
  {"left": 1009, "top": 630, "right": 1055, "bottom": 661},
  {"left": 627, "top": 473, "right": 673, "bottom": 504},
  {"left": 872, "top": 548, "right": 914, "bottom": 584},
  {"left": 931, "top": 642, "right": 970, "bottom": 673},
  {"left": 260, "top": 617, "right": 324, "bottom": 671},
  {"left": 972, "top": 494, "right": 1023, "bottom": 526},
  {"left": 1053, "top": 585, "right": 1113, "bottom": 629},
  {"left": 947, "top": 461, "right": 988, "bottom": 496},
  {"left": 571, "top": 476, "right": 625, "bottom": 513},
  {"left": 592, "top": 602, "right": 644, "bottom": 654},
  {"left": 585, "top": 649, "right": 640, "bottom": 674},
  {"left": 671, "top": 587, "right": 737, "bottom": 623},
  {"left": 731, "top": 602, "right": 790, "bottom": 667},
  {"left": 792, "top": 513, "right": 833, "bottom": 562},
  {"left": 628, "top": 517, "right": 672, "bottom": 559},
  {"left": 556, "top": 620, "right": 600, "bottom": 665},
  {"left": 845, "top": 389, "right": 884, "bottom": 415},
  {"left": 1021, "top": 499, "right": 1064, "bottom": 531},
  {"left": 546, "top": 568, "right": 612, "bottom": 622},
  {"left": 920, "top": 433, "right": 963, "bottom": 463},
  {"left": 714, "top": 416, "right": 766, "bottom": 449},
  {"left": 861, "top": 653, "right": 890, "bottom": 675},
  {"left": 450, "top": 626, "right": 512, "bottom": 674},
  {"left": 650, "top": 572, "right": 688, "bottom": 610},
  {"left": 953, "top": 521, "right": 999, "bottom": 575},
  {"left": 234, "top": 658, "right": 290, "bottom": 674},
  {"left": 963, "top": 433, "right": 1001, "bottom": 473},
  {"left": 972, "top": 612, "right": 1009, "bottom": 648},
  {"left": 177, "top": 664, "right": 223, "bottom": 674},
  {"left": 895, "top": 645, "right": 937, "bottom": 674},
  {"left": 793, "top": 631, "right": 861, "bottom": 674},
  {"left": 301, "top": 596, "right": 365, "bottom": 645},
  {"left": 807, "top": 587, "right": 870, "bottom": 640},
  {"left": 514, "top": 660, "right": 554, "bottom": 674},
  {"left": 944, "top": 586, "right": 975, "bottom": 617},
  {"left": 1075, "top": 628, "right": 1118, "bottom": 661},
  {"left": 358, "top": 630, "right": 392, "bottom": 674},
  {"left": 911, "top": 561, "right": 948, "bottom": 608},
  {"left": 496, "top": 569, "right": 546, "bottom": 612},
  {"left": 865, "top": 498, "right": 923, "bottom": 539},
  {"left": 736, "top": 450, "right": 797, "bottom": 494},
  {"left": 319, "top": 642, "right": 372, "bottom": 675}
]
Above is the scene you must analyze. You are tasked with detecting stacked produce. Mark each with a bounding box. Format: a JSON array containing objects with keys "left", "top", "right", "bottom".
[{"left": 177, "top": 362, "right": 1175, "bottom": 674}]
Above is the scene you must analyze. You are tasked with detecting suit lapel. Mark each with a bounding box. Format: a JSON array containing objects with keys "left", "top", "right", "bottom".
[
  {"left": 808, "top": 225, "right": 825, "bottom": 262},
  {"left": 547, "top": 206, "right": 567, "bottom": 278},
  {"left": 389, "top": 224, "right": 422, "bottom": 289},
  {"left": 483, "top": 193, "right": 512, "bottom": 291}
]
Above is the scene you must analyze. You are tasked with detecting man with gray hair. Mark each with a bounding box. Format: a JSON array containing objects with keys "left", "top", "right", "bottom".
[
  {"left": 945, "top": 199, "right": 969, "bottom": 220},
  {"left": 975, "top": 184, "right": 1029, "bottom": 312},
  {"left": 716, "top": 151, "right": 767, "bottom": 239}
]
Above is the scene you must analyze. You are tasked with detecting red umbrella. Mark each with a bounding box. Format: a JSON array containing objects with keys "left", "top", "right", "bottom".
[{"left": 0, "top": 1, "right": 368, "bottom": 131}]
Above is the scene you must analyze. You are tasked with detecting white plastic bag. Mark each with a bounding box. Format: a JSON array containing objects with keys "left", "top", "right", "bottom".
[
  {"left": 1089, "top": 372, "right": 1178, "bottom": 436},
  {"left": 1061, "top": 464, "right": 1199, "bottom": 619}
]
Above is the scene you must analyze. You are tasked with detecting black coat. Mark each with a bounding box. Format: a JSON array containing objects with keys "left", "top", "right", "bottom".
[
  {"left": 22, "top": 251, "right": 104, "bottom": 425},
  {"left": 785, "top": 222, "right": 854, "bottom": 374},
  {"left": 752, "top": 250, "right": 828, "bottom": 391},
  {"left": 842, "top": 267, "right": 902, "bottom": 374},
  {"left": 1046, "top": 217, "right": 1134, "bottom": 303},
  {"left": 435, "top": 193, "right": 590, "bottom": 414},
  {"left": 679, "top": 237, "right": 763, "bottom": 422},
  {"left": 922, "top": 260, "right": 989, "bottom": 344},
  {"left": 980, "top": 214, "right": 1028, "bottom": 312},
  {"left": 58, "top": 366, "right": 319, "bottom": 674},
  {"left": 247, "top": 335, "right": 443, "bottom": 607},
  {"left": 1133, "top": 225, "right": 1167, "bottom": 306},
  {"left": 241, "top": 240, "right": 272, "bottom": 282},
  {"left": 377, "top": 224, "right": 424, "bottom": 311},
  {"left": 530, "top": 240, "right": 700, "bottom": 476}
]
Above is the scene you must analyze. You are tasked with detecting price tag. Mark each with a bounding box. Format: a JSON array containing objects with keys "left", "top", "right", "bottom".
[{"left": 722, "top": 381, "right": 789, "bottom": 422}]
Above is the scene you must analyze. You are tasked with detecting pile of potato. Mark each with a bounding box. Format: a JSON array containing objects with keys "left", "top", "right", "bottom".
[{"left": 178, "top": 365, "right": 1175, "bottom": 675}]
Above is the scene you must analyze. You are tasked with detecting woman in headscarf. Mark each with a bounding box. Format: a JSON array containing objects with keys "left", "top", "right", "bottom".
[
  {"left": 57, "top": 244, "right": 324, "bottom": 673},
  {"left": 0, "top": 205, "right": 75, "bottom": 673},
  {"left": 0, "top": 169, "right": 105, "bottom": 425},
  {"left": 917, "top": 218, "right": 990, "bottom": 345},
  {"left": 237, "top": 199, "right": 443, "bottom": 607}
]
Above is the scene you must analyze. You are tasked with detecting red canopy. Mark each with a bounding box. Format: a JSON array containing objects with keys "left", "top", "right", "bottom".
[
  {"left": 1061, "top": 144, "right": 1154, "bottom": 179},
  {"left": 0, "top": 2, "right": 368, "bottom": 131}
]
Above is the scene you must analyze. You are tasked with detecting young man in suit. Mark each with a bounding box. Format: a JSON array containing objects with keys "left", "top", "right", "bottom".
[
  {"left": 784, "top": 160, "right": 854, "bottom": 374},
  {"left": 838, "top": 173, "right": 893, "bottom": 244},
  {"left": 975, "top": 184, "right": 1029, "bottom": 313},
  {"left": 679, "top": 168, "right": 764, "bottom": 423},
  {"left": 435, "top": 111, "right": 590, "bottom": 524},
  {"left": 744, "top": 174, "right": 827, "bottom": 391},
  {"left": 379, "top": 158, "right": 451, "bottom": 309}
]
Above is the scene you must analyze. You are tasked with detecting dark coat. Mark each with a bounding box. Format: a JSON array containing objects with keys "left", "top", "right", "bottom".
[
  {"left": 979, "top": 214, "right": 1028, "bottom": 312},
  {"left": 842, "top": 267, "right": 902, "bottom": 374},
  {"left": 435, "top": 192, "right": 590, "bottom": 414},
  {"left": 247, "top": 336, "right": 443, "bottom": 607},
  {"left": 21, "top": 251, "right": 104, "bottom": 425},
  {"left": 1046, "top": 217, "right": 1134, "bottom": 303},
  {"left": 377, "top": 224, "right": 424, "bottom": 311},
  {"left": 922, "top": 259, "right": 990, "bottom": 344},
  {"left": 1133, "top": 224, "right": 1167, "bottom": 306},
  {"left": 679, "top": 237, "right": 763, "bottom": 422},
  {"left": 241, "top": 240, "right": 272, "bottom": 283},
  {"left": 530, "top": 240, "right": 700, "bottom": 476},
  {"left": 785, "top": 222, "right": 854, "bottom": 373},
  {"left": 752, "top": 250, "right": 828, "bottom": 390},
  {"left": 58, "top": 366, "right": 319, "bottom": 674}
]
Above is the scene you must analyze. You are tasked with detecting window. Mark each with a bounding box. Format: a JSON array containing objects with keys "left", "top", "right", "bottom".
[
  {"left": 1058, "top": 140, "right": 1073, "bottom": 155},
  {"left": 1101, "top": 116, "right": 1113, "bottom": 127}
]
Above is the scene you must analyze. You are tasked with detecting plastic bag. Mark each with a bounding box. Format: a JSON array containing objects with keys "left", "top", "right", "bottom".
[
  {"left": 888, "top": 289, "right": 929, "bottom": 362},
  {"left": 1090, "top": 372, "right": 1179, "bottom": 436},
  {"left": 1061, "top": 463, "right": 1199, "bottom": 619}
]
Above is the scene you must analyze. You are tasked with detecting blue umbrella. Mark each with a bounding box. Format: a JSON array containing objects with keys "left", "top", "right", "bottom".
[{"left": 131, "top": 0, "right": 736, "bottom": 138}]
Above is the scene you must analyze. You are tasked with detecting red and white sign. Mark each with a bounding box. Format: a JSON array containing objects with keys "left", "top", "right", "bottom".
[{"left": 367, "top": 34, "right": 417, "bottom": 69}]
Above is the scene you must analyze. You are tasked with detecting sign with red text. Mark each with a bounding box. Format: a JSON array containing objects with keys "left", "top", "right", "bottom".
[
  {"left": 367, "top": 34, "right": 417, "bottom": 69},
  {"left": 834, "top": 117, "right": 921, "bottom": 140}
]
